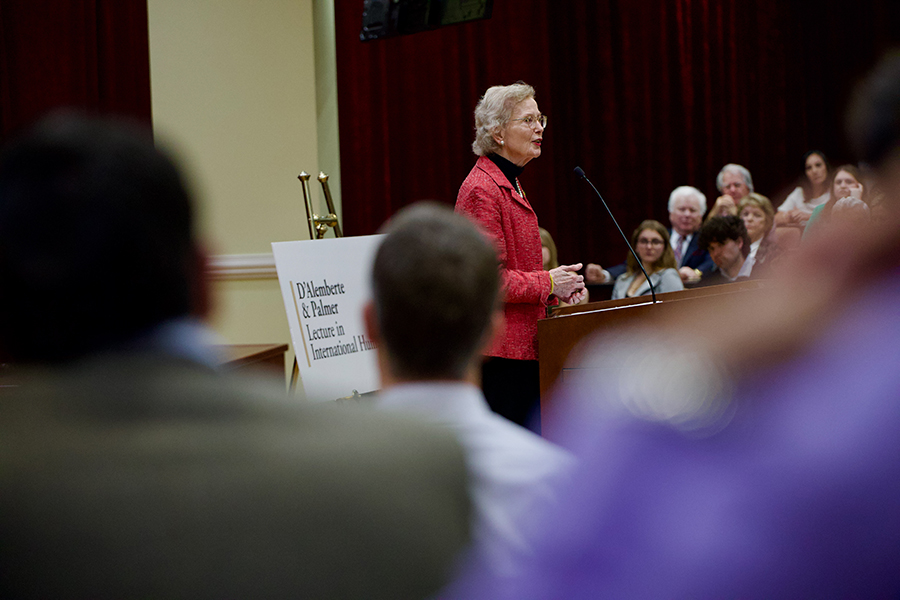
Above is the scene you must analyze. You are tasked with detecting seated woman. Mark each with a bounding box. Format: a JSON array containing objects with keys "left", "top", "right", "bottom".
[
  {"left": 804, "top": 164, "right": 865, "bottom": 236},
  {"left": 738, "top": 193, "right": 781, "bottom": 271},
  {"left": 776, "top": 150, "right": 831, "bottom": 227},
  {"left": 773, "top": 151, "right": 831, "bottom": 249},
  {"left": 539, "top": 227, "right": 559, "bottom": 271},
  {"left": 541, "top": 228, "right": 588, "bottom": 305},
  {"left": 611, "top": 220, "right": 684, "bottom": 300}
]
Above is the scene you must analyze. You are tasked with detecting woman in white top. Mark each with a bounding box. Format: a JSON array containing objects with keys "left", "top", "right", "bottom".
[
  {"left": 612, "top": 220, "right": 684, "bottom": 299},
  {"left": 775, "top": 150, "right": 831, "bottom": 227}
]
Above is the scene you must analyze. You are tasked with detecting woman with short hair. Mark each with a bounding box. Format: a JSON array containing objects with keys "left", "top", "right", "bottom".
[
  {"left": 738, "top": 193, "right": 780, "bottom": 269},
  {"left": 456, "top": 82, "right": 585, "bottom": 430}
]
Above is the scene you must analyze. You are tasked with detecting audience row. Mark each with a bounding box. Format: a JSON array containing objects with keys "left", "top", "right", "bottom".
[{"left": 574, "top": 157, "right": 881, "bottom": 301}]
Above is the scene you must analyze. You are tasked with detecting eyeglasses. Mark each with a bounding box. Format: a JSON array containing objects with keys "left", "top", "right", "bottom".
[
  {"left": 637, "top": 238, "right": 665, "bottom": 247},
  {"left": 509, "top": 114, "right": 548, "bottom": 129}
]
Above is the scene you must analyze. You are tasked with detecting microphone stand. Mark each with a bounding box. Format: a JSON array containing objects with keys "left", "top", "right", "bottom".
[{"left": 574, "top": 166, "right": 657, "bottom": 303}]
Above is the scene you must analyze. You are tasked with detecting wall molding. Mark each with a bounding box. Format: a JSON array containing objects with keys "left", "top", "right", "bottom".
[{"left": 208, "top": 253, "right": 278, "bottom": 281}]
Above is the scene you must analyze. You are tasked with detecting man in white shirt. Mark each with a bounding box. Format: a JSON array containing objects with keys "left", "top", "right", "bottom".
[
  {"left": 365, "top": 202, "right": 575, "bottom": 581},
  {"left": 697, "top": 215, "right": 754, "bottom": 283}
]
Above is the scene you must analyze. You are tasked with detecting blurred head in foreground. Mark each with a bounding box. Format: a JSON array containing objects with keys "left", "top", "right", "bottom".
[
  {"left": 366, "top": 202, "right": 501, "bottom": 384},
  {"left": 0, "top": 114, "right": 205, "bottom": 364},
  {"left": 848, "top": 51, "right": 900, "bottom": 222},
  {"left": 849, "top": 51, "right": 900, "bottom": 173}
]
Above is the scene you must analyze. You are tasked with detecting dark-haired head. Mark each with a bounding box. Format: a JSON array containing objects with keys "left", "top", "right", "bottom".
[
  {"left": 370, "top": 202, "right": 501, "bottom": 381},
  {"left": 803, "top": 150, "right": 829, "bottom": 169},
  {"left": 697, "top": 215, "right": 751, "bottom": 259},
  {"left": 0, "top": 113, "right": 200, "bottom": 363},
  {"left": 848, "top": 50, "right": 900, "bottom": 169},
  {"left": 801, "top": 150, "right": 831, "bottom": 200}
]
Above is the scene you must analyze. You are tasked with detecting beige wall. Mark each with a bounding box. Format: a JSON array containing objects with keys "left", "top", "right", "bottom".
[
  {"left": 313, "top": 0, "right": 342, "bottom": 221},
  {"left": 148, "top": 0, "right": 340, "bottom": 379}
]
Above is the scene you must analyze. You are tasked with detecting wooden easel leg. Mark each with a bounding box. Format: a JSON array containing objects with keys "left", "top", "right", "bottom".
[{"left": 290, "top": 357, "right": 301, "bottom": 394}]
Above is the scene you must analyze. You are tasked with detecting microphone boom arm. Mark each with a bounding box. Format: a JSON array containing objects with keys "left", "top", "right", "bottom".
[{"left": 574, "top": 166, "right": 657, "bottom": 303}]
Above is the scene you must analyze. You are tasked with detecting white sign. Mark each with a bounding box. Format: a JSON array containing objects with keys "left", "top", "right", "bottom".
[{"left": 272, "top": 235, "right": 385, "bottom": 402}]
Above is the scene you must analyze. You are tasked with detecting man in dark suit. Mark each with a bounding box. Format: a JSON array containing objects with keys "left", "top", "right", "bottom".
[
  {"left": 0, "top": 114, "right": 471, "bottom": 599},
  {"left": 667, "top": 185, "right": 716, "bottom": 283}
]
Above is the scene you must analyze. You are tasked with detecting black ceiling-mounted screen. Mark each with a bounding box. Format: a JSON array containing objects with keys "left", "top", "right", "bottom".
[{"left": 361, "top": 0, "right": 494, "bottom": 42}]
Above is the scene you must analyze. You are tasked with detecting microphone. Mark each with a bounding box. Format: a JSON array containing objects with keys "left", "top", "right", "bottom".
[{"left": 573, "top": 166, "right": 657, "bottom": 303}]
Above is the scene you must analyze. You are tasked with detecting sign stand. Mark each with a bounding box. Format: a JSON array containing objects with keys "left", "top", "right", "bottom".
[{"left": 276, "top": 171, "right": 381, "bottom": 401}]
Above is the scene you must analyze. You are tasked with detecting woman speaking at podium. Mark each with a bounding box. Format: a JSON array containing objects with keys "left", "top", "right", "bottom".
[{"left": 455, "top": 82, "right": 585, "bottom": 432}]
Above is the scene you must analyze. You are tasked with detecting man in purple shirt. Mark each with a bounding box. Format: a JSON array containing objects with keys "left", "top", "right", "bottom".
[{"left": 448, "top": 51, "right": 900, "bottom": 599}]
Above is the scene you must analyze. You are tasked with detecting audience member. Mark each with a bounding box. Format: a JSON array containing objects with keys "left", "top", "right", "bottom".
[
  {"left": 584, "top": 261, "right": 616, "bottom": 284},
  {"left": 804, "top": 163, "right": 865, "bottom": 236},
  {"left": 738, "top": 193, "right": 781, "bottom": 271},
  {"left": 706, "top": 163, "right": 753, "bottom": 220},
  {"left": 584, "top": 259, "right": 625, "bottom": 285},
  {"left": 776, "top": 150, "right": 832, "bottom": 227},
  {"left": 541, "top": 228, "right": 588, "bottom": 305},
  {"left": 668, "top": 185, "right": 716, "bottom": 283},
  {"left": 0, "top": 115, "right": 472, "bottom": 599},
  {"left": 539, "top": 227, "right": 558, "bottom": 270},
  {"left": 448, "top": 50, "right": 900, "bottom": 599},
  {"left": 832, "top": 195, "right": 871, "bottom": 224},
  {"left": 611, "top": 220, "right": 684, "bottom": 299},
  {"left": 697, "top": 215, "right": 753, "bottom": 283},
  {"left": 366, "top": 202, "right": 574, "bottom": 583},
  {"left": 702, "top": 197, "right": 738, "bottom": 222},
  {"left": 587, "top": 186, "right": 715, "bottom": 287}
]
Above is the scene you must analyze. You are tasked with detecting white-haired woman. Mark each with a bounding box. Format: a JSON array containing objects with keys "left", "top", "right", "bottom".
[{"left": 455, "top": 81, "right": 585, "bottom": 432}]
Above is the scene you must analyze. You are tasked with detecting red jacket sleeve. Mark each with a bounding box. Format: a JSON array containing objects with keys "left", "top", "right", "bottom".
[{"left": 456, "top": 170, "right": 552, "bottom": 306}]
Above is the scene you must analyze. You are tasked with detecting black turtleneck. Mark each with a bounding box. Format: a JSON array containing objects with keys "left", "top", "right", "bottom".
[{"left": 488, "top": 153, "right": 525, "bottom": 193}]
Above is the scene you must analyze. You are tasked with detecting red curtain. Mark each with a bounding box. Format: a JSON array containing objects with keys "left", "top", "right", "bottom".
[
  {"left": 335, "top": 0, "right": 900, "bottom": 268},
  {"left": 0, "top": 0, "right": 151, "bottom": 141}
]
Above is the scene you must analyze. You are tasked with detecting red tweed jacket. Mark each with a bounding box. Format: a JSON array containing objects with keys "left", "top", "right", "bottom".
[{"left": 455, "top": 156, "right": 554, "bottom": 361}]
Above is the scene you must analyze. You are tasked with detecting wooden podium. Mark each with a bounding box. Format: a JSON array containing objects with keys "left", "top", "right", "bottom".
[{"left": 538, "top": 280, "right": 767, "bottom": 405}]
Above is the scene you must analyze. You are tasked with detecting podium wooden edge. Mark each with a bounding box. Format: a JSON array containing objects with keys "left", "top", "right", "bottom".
[{"left": 538, "top": 280, "right": 769, "bottom": 406}]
